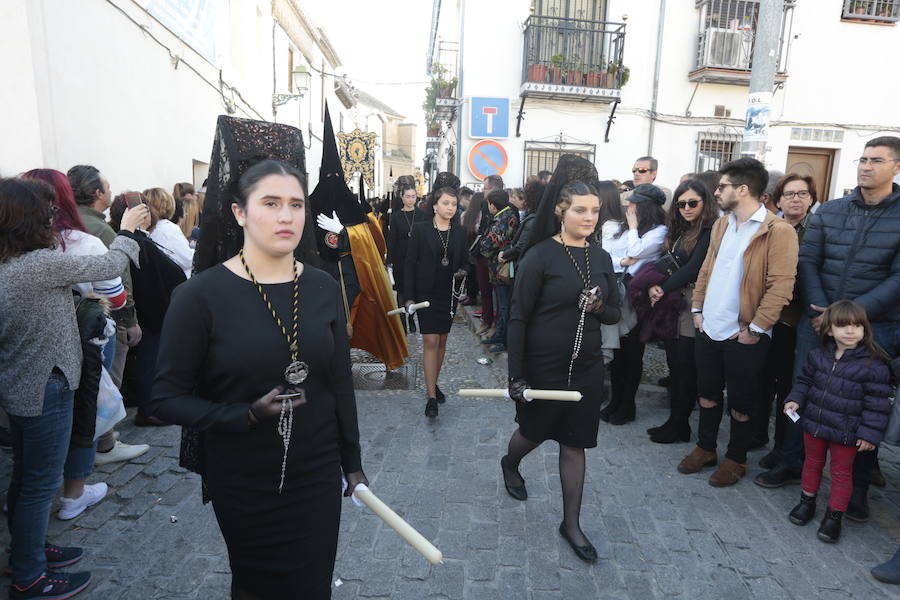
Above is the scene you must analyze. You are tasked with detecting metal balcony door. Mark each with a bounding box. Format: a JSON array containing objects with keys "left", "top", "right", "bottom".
[{"left": 533, "top": 0, "right": 608, "bottom": 70}]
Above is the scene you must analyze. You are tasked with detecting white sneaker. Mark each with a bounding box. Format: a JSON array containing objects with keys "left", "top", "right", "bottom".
[
  {"left": 58, "top": 482, "right": 108, "bottom": 520},
  {"left": 94, "top": 440, "right": 149, "bottom": 466}
]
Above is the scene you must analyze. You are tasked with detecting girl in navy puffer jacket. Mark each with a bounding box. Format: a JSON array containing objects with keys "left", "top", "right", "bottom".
[{"left": 783, "top": 300, "right": 893, "bottom": 543}]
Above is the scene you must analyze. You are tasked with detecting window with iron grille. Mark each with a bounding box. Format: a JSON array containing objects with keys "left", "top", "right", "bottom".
[
  {"left": 524, "top": 142, "right": 595, "bottom": 180},
  {"left": 534, "top": 0, "right": 606, "bottom": 20},
  {"left": 696, "top": 132, "right": 742, "bottom": 173},
  {"left": 842, "top": 0, "right": 899, "bottom": 22}
]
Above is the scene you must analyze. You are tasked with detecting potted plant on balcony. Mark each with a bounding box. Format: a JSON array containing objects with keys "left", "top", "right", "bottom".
[
  {"left": 427, "top": 119, "right": 440, "bottom": 137},
  {"left": 620, "top": 66, "right": 630, "bottom": 87},
  {"left": 585, "top": 64, "right": 602, "bottom": 88},
  {"left": 566, "top": 58, "right": 584, "bottom": 86},
  {"left": 850, "top": 0, "right": 871, "bottom": 14},
  {"left": 528, "top": 60, "right": 548, "bottom": 83},
  {"left": 876, "top": 1, "right": 892, "bottom": 16},
  {"left": 604, "top": 61, "right": 617, "bottom": 88},
  {"left": 549, "top": 54, "right": 565, "bottom": 84}
]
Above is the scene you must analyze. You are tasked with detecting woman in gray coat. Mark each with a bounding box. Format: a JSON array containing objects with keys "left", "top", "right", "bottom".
[{"left": 0, "top": 177, "right": 148, "bottom": 600}]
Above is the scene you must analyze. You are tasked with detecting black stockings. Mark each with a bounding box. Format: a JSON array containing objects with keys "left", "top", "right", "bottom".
[{"left": 503, "top": 429, "right": 589, "bottom": 546}]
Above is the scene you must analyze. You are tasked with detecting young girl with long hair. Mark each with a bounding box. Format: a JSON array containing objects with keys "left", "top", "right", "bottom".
[{"left": 783, "top": 300, "right": 892, "bottom": 543}]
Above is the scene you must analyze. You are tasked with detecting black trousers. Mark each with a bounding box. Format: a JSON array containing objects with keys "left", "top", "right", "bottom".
[
  {"left": 663, "top": 335, "right": 697, "bottom": 427},
  {"left": 609, "top": 333, "right": 645, "bottom": 416},
  {"left": 695, "top": 332, "right": 770, "bottom": 463},
  {"left": 754, "top": 322, "right": 797, "bottom": 450}
]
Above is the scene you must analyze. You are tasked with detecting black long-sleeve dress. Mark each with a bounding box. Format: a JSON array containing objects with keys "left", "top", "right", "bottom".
[
  {"left": 403, "top": 220, "right": 467, "bottom": 334},
  {"left": 507, "top": 238, "right": 621, "bottom": 448},
  {"left": 387, "top": 207, "right": 426, "bottom": 297},
  {"left": 151, "top": 264, "right": 361, "bottom": 599}
]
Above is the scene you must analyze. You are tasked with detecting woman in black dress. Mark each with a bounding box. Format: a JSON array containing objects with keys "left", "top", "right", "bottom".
[
  {"left": 387, "top": 182, "right": 425, "bottom": 332},
  {"left": 501, "top": 166, "right": 621, "bottom": 563},
  {"left": 151, "top": 160, "right": 367, "bottom": 599},
  {"left": 403, "top": 186, "right": 467, "bottom": 418}
]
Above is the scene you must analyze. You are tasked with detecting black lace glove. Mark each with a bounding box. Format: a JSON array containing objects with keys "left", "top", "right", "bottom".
[
  {"left": 578, "top": 286, "right": 604, "bottom": 315},
  {"left": 508, "top": 378, "right": 529, "bottom": 403}
]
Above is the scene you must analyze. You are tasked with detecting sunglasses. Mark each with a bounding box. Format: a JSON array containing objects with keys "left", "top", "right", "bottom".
[
  {"left": 676, "top": 200, "right": 701, "bottom": 209},
  {"left": 632, "top": 167, "right": 653, "bottom": 174}
]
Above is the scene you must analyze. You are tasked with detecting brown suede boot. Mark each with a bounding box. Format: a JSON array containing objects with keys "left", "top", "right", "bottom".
[
  {"left": 677, "top": 447, "right": 718, "bottom": 474},
  {"left": 708, "top": 458, "right": 747, "bottom": 487}
]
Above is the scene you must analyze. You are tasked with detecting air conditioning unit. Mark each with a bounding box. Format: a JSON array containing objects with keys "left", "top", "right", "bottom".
[{"left": 703, "top": 28, "right": 752, "bottom": 69}]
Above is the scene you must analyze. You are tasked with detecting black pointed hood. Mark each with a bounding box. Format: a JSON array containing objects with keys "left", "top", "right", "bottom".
[{"left": 309, "top": 102, "right": 368, "bottom": 260}]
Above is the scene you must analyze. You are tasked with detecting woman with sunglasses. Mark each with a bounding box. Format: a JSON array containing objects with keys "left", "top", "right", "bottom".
[{"left": 645, "top": 179, "right": 719, "bottom": 443}]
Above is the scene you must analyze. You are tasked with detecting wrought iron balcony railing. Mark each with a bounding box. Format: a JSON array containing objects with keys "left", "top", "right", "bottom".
[
  {"left": 842, "top": 0, "right": 900, "bottom": 21},
  {"left": 521, "top": 14, "right": 626, "bottom": 103}
]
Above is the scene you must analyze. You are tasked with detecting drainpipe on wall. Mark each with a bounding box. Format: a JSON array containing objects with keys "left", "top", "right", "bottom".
[
  {"left": 454, "top": 0, "right": 466, "bottom": 177},
  {"left": 647, "top": 0, "right": 666, "bottom": 156}
]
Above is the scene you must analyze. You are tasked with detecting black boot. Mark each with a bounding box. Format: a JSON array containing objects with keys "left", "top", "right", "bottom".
[
  {"left": 788, "top": 492, "right": 817, "bottom": 526},
  {"left": 608, "top": 400, "right": 635, "bottom": 426},
  {"left": 817, "top": 508, "right": 844, "bottom": 543},
  {"left": 646, "top": 419, "right": 671, "bottom": 436},
  {"left": 845, "top": 487, "right": 870, "bottom": 522}
]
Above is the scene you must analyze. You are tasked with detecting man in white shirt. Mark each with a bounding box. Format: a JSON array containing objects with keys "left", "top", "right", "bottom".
[{"left": 676, "top": 158, "right": 798, "bottom": 487}]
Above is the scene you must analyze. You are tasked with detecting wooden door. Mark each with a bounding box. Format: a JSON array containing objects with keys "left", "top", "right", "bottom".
[{"left": 786, "top": 147, "right": 836, "bottom": 203}]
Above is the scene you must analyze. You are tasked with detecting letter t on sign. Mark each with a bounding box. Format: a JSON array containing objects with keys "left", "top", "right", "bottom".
[{"left": 481, "top": 106, "right": 497, "bottom": 135}]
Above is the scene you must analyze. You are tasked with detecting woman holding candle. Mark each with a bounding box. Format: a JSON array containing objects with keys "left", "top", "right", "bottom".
[
  {"left": 501, "top": 155, "right": 621, "bottom": 563},
  {"left": 404, "top": 186, "right": 467, "bottom": 418},
  {"left": 387, "top": 183, "right": 425, "bottom": 333},
  {"left": 151, "top": 155, "right": 367, "bottom": 599}
]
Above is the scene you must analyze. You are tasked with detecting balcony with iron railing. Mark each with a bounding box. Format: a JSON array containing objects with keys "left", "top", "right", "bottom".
[
  {"left": 842, "top": 0, "right": 900, "bottom": 22},
  {"left": 521, "top": 14, "right": 626, "bottom": 103},
  {"left": 689, "top": 0, "right": 794, "bottom": 86}
]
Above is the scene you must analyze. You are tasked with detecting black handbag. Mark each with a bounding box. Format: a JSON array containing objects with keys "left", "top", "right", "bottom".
[{"left": 653, "top": 237, "right": 682, "bottom": 277}]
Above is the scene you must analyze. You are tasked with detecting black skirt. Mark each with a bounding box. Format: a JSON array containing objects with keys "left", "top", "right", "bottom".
[{"left": 416, "top": 262, "right": 454, "bottom": 334}]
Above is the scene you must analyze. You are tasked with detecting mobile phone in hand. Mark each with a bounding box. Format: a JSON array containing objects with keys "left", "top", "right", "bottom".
[{"left": 123, "top": 191, "right": 144, "bottom": 209}]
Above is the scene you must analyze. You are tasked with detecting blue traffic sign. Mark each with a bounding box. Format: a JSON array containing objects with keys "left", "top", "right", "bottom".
[
  {"left": 470, "top": 97, "right": 510, "bottom": 139},
  {"left": 468, "top": 140, "right": 508, "bottom": 179}
]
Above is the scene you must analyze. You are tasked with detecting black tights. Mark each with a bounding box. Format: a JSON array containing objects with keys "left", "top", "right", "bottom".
[{"left": 503, "top": 429, "right": 590, "bottom": 545}]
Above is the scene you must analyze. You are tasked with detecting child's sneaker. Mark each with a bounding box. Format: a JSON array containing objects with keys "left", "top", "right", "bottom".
[
  {"left": 9, "top": 571, "right": 91, "bottom": 599},
  {"left": 788, "top": 492, "right": 817, "bottom": 525}
]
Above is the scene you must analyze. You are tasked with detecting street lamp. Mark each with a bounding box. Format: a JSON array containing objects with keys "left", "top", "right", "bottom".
[{"left": 273, "top": 66, "right": 311, "bottom": 128}]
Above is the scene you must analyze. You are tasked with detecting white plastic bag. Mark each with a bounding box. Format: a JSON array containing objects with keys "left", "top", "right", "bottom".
[{"left": 94, "top": 366, "right": 126, "bottom": 440}]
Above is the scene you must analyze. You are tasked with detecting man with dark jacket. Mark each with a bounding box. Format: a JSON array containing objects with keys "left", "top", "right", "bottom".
[{"left": 755, "top": 137, "right": 900, "bottom": 514}]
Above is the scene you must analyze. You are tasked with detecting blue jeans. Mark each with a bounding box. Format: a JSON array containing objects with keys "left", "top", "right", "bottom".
[
  {"left": 7, "top": 372, "right": 75, "bottom": 586},
  {"left": 494, "top": 284, "right": 511, "bottom": 343}
]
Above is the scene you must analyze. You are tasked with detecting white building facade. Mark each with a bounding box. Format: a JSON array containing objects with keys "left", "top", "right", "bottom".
[
  {"left": 1, "top": 0, "right": 395, "bottom": 195},
  {"left": 426, "top": 0, "right": 900, "bottom": 199}
]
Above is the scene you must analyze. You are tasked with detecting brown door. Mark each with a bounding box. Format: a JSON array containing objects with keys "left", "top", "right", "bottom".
[{"left": 786, "top": 147, "right": 836, "bottom": 204}]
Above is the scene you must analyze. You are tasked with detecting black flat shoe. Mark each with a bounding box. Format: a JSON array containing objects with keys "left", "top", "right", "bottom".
[
  {"left": 501, "top": 456, "right": 527, "bottom": 501},
  {"left": 608, "top": 408, "right": 635, "bottom": 426},
  {"left": 425, "top": 398, "right": 438, "bottom": 418},
  {"left": 435, "top": 385, "right": 446, "bottom": 404},
  {"left": 559, "top": 522, "right": 597, "bottom": 563}
]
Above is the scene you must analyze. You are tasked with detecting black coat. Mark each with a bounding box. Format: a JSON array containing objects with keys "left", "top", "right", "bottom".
[
  {"left": 403, "top": 221, "right": 467, "bottom": 302},
  {"left": 129, "top": 231, "right": 187, "bottom": 333},
  {"left": 799, "top": 185, "right": 900, "bottom": 324},
  {"left": 72, "top": 295, "right": 108, "bottom": 448}
]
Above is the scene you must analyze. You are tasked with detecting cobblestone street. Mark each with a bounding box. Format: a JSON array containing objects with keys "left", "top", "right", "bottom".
[{"left": 2, "top": 317, "right": 899, "bottom": 599}]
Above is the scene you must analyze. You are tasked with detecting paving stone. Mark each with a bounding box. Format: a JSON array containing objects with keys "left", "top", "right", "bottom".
[{"left": 0, "top": 318, "right": 892, "bottom": 599}]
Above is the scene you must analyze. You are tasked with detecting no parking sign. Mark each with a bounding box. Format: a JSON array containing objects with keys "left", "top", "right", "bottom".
[{"left": 467, "top": 141, "right": 508, "bottom": 180}]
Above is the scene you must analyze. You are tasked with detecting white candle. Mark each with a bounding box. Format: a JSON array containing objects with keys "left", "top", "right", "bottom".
[
  {"left": 352, "top": 484, "right": 443, "bottom": 565},
  {"left": 387, "top": 301, "right": 430, "bottom": 316},
  {"left": 456, "top": 388, "right": 582, "bottom": 402}
]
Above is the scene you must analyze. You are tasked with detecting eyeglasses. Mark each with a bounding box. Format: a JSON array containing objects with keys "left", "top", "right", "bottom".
[
  {"left": 781, "top": 190, "right": 811, "bottom": 200},
  {"left": 632, "top": 167, "right": 653, "bottom": 174},
  {"left": 675, "top": 200, "right": 701, "bottom": 209},
  {"left": 855, "top": 157, "right": 900, "bottom": 167}
]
